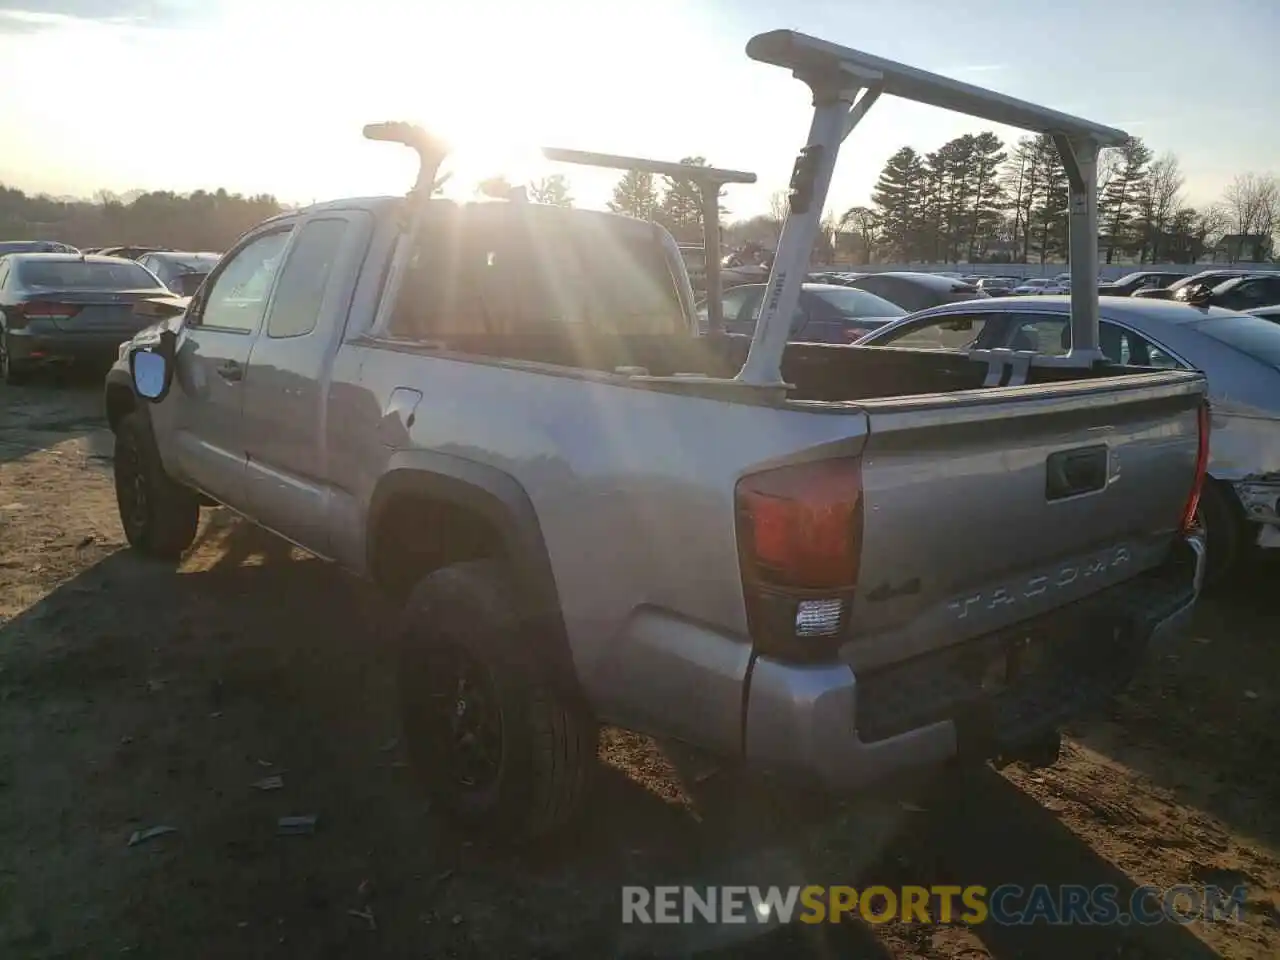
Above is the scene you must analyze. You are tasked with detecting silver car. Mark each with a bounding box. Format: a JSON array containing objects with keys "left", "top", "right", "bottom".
[{"left": 858, "top": 295, "right": 1280, "bottom": 583}]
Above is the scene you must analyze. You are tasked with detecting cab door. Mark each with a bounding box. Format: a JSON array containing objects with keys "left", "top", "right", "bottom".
[
  {"left": 240, "top": 211, "right": 373, "bottom": 554},
  {"left": 170, "top": 223, "right": 294, "bottom": 508}
]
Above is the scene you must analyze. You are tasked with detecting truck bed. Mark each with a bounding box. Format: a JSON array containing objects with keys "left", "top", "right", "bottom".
[{"left": 373, "top": 328, "right": 1135, "bottom": 401}]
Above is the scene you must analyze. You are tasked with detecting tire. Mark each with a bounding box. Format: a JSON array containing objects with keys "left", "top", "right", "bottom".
[
  {"left": 113, "top": 411, "right": 200, "bottom": 560},
  {"left": 397, "top": 559, "right": 596, "bottom": 842},
  {"left": 1, "top": 332, "right": 29, "bottom": 386},
  {"left": 1198, "top": 479, "right": 1247, "bottom": 588}
]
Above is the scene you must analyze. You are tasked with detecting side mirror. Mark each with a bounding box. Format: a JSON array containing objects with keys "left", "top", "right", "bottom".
[{"left": 129, "top": 328, "right": 178, "bottom": 403}]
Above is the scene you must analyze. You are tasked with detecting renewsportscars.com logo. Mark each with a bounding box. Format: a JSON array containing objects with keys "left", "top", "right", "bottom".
[{"left": 621, "top": 884, "right": 1248, "bottom": 927}]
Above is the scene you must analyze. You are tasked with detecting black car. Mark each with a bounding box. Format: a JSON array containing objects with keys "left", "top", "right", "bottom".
[
  {"left": 1131, "top": 269, "right": 1261, "bottom": 301},
  {"left": 0, "top": 253, "right": 170, "bottom": 384},
  {"left": 698, "top": 282, "right": 906, "bottom": 343},
  {"left": 1176, "top": 273, "right": 1280, "bottom": 312},
  {"left": 825, "top": 271, "right": 990, "bottom": 311},
  {"left": 1097, "top": 271, "right": 1187, "bottom": 297},
  {"left": 137, "top": 250, "right": 220, "bottom": 296}
]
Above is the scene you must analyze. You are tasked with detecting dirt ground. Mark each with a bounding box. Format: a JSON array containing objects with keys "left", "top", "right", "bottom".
[{"left": 1, "top": 377, "right": 1277, "bottom": 960}]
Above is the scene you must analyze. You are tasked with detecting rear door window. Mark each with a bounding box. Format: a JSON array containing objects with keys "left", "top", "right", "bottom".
[
  {"left": 874, "top": 313, "right": 991, "bottom": 349},
  {"left": 264, "top": 218, "right": 349, "bottom": 339},
  {"left": 1003, "top": 312, "right": 1069, "bottom": 354}
]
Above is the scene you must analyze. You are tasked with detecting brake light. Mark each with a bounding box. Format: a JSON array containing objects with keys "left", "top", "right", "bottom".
[
  {"left": 736, "top": 458, "right": 863, "bottom": 660},
  {"left": 22, "top": 301, "right": 81, "bottom": 322},
  {"left": 1180, "top": 402, "right": 1211, "bottom": 534}
]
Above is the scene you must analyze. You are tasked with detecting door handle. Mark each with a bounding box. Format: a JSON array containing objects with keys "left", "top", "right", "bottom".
[
  {"left": 215, "top": 360, "right": 243, "bottom": 382},
  {"left": 1046, "top": 445, "right": 1108, "bottom": 501}
]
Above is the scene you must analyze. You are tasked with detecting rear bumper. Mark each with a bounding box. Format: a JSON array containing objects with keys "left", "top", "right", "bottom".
[
  {"left": 5, "top": 327, "right": 133, "bottom": 365},
  {"left": 741, "top": 532, "right": 1205, "bottom": 791}
]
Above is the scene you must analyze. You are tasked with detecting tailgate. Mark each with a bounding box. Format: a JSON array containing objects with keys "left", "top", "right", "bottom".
[{"left": 845, "top": 369, "right": 1206, "bottom": 670}]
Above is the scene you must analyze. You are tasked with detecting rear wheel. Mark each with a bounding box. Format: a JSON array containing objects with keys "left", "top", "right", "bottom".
[
  {"left": 113, "top": 411, "right": 200, "bottom": 560},
  {"left": 397, "top": 560, "right": 596, "bottom": 842},
  {"left": 1, "top": 333, "right": 29, "bottom": 386},
  {"left": 1198, "top": 479, "right": 1248, "bottom": 588}
]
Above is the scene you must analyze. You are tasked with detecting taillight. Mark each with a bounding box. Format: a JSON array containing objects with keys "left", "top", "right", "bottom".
[
  {"left": 1180, "top": 401, "right": 1211, "bottom": 534},
  {"left": 22, "top": 301, "right": 81, "bottom": 322},
  {"left": 736, "top": 458, "right": 863, "bottom": 661}
]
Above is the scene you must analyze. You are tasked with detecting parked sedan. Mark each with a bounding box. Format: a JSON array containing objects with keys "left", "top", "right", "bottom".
[
  {"left": 1131, "top": 269, "right": 1260, "bottom": 301},
  {"left": 697, "top": 282, "right": 906, "bottom": 342},
  {"left": 1174, "top": 273, "right": 1280, "bottom": 312},
  {"left": 137, "top": 250, "right": 220, "bottom": 296},
  {"left": 824, "top": 271, "right": 988, "bottom": 311},
  {"left": 1011, "top": 278, "right": 1067, "bottom": 295},
  {"left": 857, "top": 295, "right": 1280, "bottom": 583},
  {"left": 0, "top": 240, "right": 79, "bottom": 255},
  {"left": 1097, "top": 271, "right": 1186, "bottom": 297},
  {"left": 0, "top": 253, "right": 170, "bottom": 383}
]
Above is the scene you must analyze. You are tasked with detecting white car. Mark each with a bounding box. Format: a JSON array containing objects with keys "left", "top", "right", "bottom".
[{"left": 1011, "top": 278, "right": 1067, "bottom": 295}]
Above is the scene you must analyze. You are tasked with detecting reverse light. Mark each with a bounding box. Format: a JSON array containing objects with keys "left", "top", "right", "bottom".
[
  {"left": 1180, "top": 401, "right": 1211, "bottom": 535},
  {"left": 736, "top": 458, "right": 863, "bottom": 660}
]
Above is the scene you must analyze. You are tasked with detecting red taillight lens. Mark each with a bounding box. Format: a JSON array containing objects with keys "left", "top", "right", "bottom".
[
  {"left": 736, "top": 459, "right": 863, "bottom": 660},
  {"left": 738, "top": 459, "right": 862, "bottom": 589},
  {"left": 1180, "top": 402, "right": 1211, "bottom": 534},
  {"left": 23, "top": 301, "right": 81, "bottom": 322}
]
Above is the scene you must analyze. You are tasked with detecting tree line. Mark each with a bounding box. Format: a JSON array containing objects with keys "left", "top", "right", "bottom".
[
  {"left": 0, "top": 186, "right": 285, "bottom": 252},
  {"left": 845, "top": 132, "right": 1277, "bottom": 265}
]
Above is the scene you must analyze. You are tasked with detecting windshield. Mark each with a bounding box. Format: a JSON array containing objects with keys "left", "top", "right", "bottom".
[
  {"left": 808, "top": 287, "right": 906, "bottom": 318},
  {"left": 16, "top": 259, "right": 164, "bottom": 290},
  {"left": 159, "top": 254, "right": 220, "bottom": 272},
  {"left": 1192, "top": 314, "right": 1280, "bottom": 368}
]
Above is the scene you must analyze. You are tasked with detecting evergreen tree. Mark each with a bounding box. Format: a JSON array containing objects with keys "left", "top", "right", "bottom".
[
  {"left": 528, "top": 174, "right": 573, "bottom": 207},
  {"left": 966, "top": 131, "right": 1007, "bottom": 261},
  {"left": 871, "top": 146, "right": 927, "bottom": 261},
  {"left": 1100, "top": 136, "right": 1152, "bottom": 263},
  {"left": 1029, "top": 134, "right": 1069, "bottom": 263},
  {"left": 658, "top": 157, "right": 710, "bottom": 242},
  {"left": 607, "top": 169, "right": 658, "bottom": 220}
]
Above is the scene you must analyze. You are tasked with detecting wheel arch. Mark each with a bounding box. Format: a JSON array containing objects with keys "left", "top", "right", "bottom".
[{"left": 367, "top": 453, "right": 578, "bottom": 695}]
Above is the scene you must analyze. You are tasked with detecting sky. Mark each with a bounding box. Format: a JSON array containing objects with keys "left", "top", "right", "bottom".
[{"left": 0, "top": 0, "right": 1276, "bottom": 219}]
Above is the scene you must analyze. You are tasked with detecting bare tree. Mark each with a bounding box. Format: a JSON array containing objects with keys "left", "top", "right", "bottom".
[
  {"left": 840, "top": 205, "right": 880, "bottom": 263},
  {"left": 1137, "top": 152, "right": 1185, "bottom": 262},
  {"left": 1223, "top": 172, "right": 1280, "bottom": 239},
  {"left": 768, "top": 189, "right": 790, "bottom": 225},
  {"left": 1096, "top": 148, "right": 1123, "bottom": 200}
]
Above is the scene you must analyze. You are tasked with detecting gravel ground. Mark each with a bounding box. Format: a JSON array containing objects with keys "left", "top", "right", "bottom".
[{"left": 0, "top": 377, "right": 1276, "bottom": 959}]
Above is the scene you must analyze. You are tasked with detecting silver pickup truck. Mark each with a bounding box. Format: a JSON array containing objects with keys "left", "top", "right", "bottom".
[{"left": 104, "top": 30, "right": 1209, "bottom": 840}]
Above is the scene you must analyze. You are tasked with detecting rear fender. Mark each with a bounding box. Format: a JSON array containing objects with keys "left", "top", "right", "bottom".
[{"left": 368, "top": 452, "right": 579, "bottom": 695}]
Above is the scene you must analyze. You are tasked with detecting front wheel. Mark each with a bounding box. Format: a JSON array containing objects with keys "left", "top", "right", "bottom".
[
  {"left": 113, "top": 411, "right": 200, "bottom": 560},
  {"left": 397, "top": 559, "right": 597, "bottom": 842}
]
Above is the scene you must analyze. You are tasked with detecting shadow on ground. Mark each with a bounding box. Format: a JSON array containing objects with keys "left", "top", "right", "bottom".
[
  {"left": 0, "top": 515, "right": 1249, "bottom": 958},
  {"left": 0, "top": 370, "right": 111, "bottom": 466},
  {"left": 1072, "top": 553, "right": 1280, "bottom": 849}
]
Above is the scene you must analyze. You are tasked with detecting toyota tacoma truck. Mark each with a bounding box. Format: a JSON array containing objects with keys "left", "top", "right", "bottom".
[{"left": 104, "top": 30, "right": 1210, "bottom": 840}]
